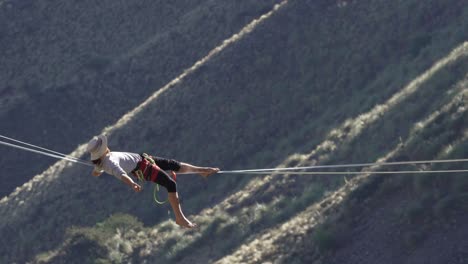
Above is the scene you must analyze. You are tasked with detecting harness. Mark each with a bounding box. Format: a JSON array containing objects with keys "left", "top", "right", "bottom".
[
  {"left": 132, "top": 153, "right": 160, "bottom": 182},
  {"left": 132, "top": 153, "right": 176, "bottom": 205}
]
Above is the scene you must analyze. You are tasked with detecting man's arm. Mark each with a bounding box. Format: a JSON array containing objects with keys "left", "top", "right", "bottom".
[
  {"left": 120, "top": 174, "right": 142, "bottom": 192},
  {"left": 107, "top": 160, "right": 141, "bottom": 192}
]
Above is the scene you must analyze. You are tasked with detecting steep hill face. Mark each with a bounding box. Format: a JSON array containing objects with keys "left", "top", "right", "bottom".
[
  {"left": 0, "top": 0, "right": 467, "bottom": 263},
  {"left": 0, "top": 0, "right": 281, "bottom": 197}
]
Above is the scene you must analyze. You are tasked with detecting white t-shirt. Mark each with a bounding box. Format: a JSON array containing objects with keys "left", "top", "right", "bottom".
[{"left": 94, "top": 152, "right": 142, "bottom": 180}]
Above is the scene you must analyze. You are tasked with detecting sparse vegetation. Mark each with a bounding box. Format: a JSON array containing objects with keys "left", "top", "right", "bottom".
[
  {"left": 313, "top": 224, "right": 337, "bottom": 252},
  {"left": 0, "top": 0, "right": 467, "bottom": 263}
]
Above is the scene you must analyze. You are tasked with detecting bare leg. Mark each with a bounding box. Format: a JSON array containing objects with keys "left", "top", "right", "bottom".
[
  {"left": 168, "top": 192, "right": 196, "bottom": 228},
  {"left": 178, "top": 162, "right": 220, "bottom": 178}
]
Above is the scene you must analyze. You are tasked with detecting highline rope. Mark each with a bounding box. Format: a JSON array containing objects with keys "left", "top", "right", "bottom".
[{"left": 1, "top": 135, "right": 468, "bottom": 174}]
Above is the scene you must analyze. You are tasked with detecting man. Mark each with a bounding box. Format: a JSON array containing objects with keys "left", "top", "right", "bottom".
[{"left": 87, "top": 135, "right": 219, "bottom": 228}]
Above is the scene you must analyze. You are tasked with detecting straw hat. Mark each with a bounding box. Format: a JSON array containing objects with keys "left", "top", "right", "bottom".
[{"left": 86, "top": 135, "right": 108, "bottom": 160}]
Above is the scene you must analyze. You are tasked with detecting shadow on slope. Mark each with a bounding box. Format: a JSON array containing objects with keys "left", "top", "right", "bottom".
[
  {"left": 0, "top": 0, "right": 282, "bottom": 197},
  {"left": 1, "top": 0, "right": 467, "bottom": 263},
  {"left": 39, "top": 40, "right": 468, "bottom": 264}
]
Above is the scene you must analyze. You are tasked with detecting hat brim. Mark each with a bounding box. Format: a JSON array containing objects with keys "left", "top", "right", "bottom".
[{"left": 90, "top": 135, "right": 108, "bottom": 160}]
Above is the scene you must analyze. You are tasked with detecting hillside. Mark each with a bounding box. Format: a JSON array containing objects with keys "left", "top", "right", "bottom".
[
  {"left": 0, "top": 0, "right": 281, "bottom": 197},
  {"left": 1, "top": 0, "right": 467, "bottom": 263}
]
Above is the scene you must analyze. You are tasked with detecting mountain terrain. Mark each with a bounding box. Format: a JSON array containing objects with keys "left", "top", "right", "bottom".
[{"left": 0, "top": 0, "right": 467, "bottom": 263}]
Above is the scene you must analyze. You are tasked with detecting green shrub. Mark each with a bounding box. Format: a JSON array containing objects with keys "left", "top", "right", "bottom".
[
  {"left": 313, "top": 225, "right": 336, "bottom": 252},
  {"left": 412, "top": 174, "right": 433, "bottom": 194},
  {"left": 433, "top": 193, "right": 468, "bottom": 219},
  {"left": 68, "top": 213, "right": 144, "bottom": 246},
  {"left": 402, "top": 230, "right": 425, "bottom": 251},
  {"left": 83, "top": 54, "right": 112, "bottom": 72},
  {"left": 433, "top": 195, "right": 456, "bottom": 219},
  {"left": 403, "top": 201, "right": 427, "bottom": 224},
  {"left": 452, "top": 175, "right": 468, "bottom": 193}
]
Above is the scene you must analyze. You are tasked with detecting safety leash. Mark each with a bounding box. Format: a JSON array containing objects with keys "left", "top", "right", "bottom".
[
  {"left": 133, "top": 154, "right": 178, "bottom": 205},
  {"left": 150, "top": 171, "right": 177, "bottom": 205}
]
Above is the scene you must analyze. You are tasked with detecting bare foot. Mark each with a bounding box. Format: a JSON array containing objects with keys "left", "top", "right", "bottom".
[
  {"left": 176, "top": 217, "right": 197, "bottom": 229},
  {"left": 199, "top": 167, "right": 220, "bottom": 178}
]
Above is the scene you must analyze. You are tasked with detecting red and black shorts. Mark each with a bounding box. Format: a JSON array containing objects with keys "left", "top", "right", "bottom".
[
  {"left": 151, "top": 156, "right": 181, "bottom": 171},
  {"left": 132, "top": 155, "right": 180, "bottom": 192}
]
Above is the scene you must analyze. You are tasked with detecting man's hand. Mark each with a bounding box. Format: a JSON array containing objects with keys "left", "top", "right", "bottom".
[
  {"left": 132, "top": 183, "right": 142, "bottom": 192},
  {"left": 92, "top": 170, "right": 103, "bottom": 177},
  {"left": 120, "top": 174, "right": 142, "bottom": 192}
]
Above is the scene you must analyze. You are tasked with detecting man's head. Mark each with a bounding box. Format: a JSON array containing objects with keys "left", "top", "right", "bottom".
[{"left": 86, "top": 135, "right": 108, "bottom": 161}]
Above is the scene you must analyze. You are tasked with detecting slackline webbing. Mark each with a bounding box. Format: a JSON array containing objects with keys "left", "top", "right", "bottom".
[
  {"left": 1, "top": 134, "right": 467, "bottom": 175},
  {"left": 218, "top": 169, "right": 468, "bottom": 175},
  {"left": 217, "top": 158, "right": 468, "bottom": 174},
  {"left": 0, "top": 135, "right": 92, "bottom": 167}
]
